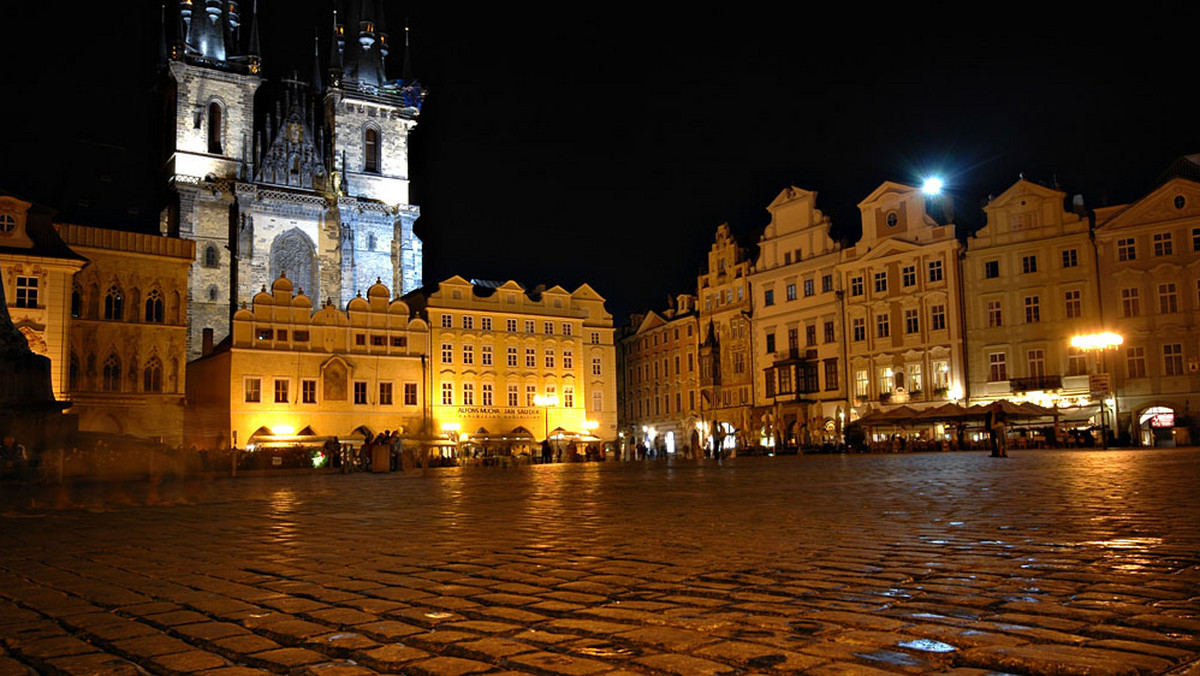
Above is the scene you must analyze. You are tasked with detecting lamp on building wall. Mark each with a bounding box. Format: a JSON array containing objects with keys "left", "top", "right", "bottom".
[{"left": 1069, "top": 332, "right": 1124, "bottom": 448}]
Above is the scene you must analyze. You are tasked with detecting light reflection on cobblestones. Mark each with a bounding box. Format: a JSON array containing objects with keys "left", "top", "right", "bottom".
[{"left": 0, "top": 449, "right": 1198, "bottom": 674}]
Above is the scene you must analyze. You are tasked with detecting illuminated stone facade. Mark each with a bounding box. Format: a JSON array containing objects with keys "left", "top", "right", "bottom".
[
  {"left": 963, "top": 180, "right": 1100, "bottom": 416},
  {"left": 697, "top": 224, "right": 754, "bottom": 451},
  {"left": 186, "top": 276, "right": 429, "bottom": 450},
  {"left": 0, "top": 196, "right": 86, "bottom": 400},
  {"left": 838, "top": 182, "right": 965, "bottom": 419},
  {"left": 406, "top": 277, "right": 618, "bottom": 453},
  {"left": 162, "top": 2, "right": 425, "bottom": 358},
  {"left": 749, "top": 187, "right": 847, "bottom": 447},
  {"left": 56, "top": 224, "right": 194, "bottom": 445},
  {"left": 1094, "top": 174, "right": 1200, "bottom": 445},
  {"left": 617, "top": 295, "right": 700, "bottom": 456}
]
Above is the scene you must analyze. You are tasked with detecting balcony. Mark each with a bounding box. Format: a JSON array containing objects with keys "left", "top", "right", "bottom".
[{"left": 1009, "top": 375, "right": 1063, "bottom": 392}]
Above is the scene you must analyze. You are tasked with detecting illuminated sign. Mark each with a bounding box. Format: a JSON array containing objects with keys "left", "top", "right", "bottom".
[{"left": 1150, "top": 412, "right": 1175, "bottom": 428}]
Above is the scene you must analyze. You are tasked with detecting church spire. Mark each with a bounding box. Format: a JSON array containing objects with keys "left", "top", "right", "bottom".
[
  {"left": 401, "top": 22, "right": 413, "bottom": 82},
  {"left": 311, "top": 32, "right": 323, "bottom": 95},
  {"left": 328, "top": 8, "right": 345, "bottom": 88},
  {"left": 247, "top": 0, "right": 262, "bottom": 74}
]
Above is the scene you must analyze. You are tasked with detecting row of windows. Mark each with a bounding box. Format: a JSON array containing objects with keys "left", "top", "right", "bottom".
[
  {"left": 245, "top": 378, "right": 419, "bottom": 406},
  {"left": 71, "top": 284, "right": 174, "bottom": 323},
  {"left": 763, "top": 359, "right": 840, "bottom": 397},
  {"left": 765, "top": 320, "right": 841, "bottom": 353},
  {"left": 438, "top": 383, "right": 604, "bottom": 412},
  {"left": 852, "top": 362, "right": 952, "bottom": 398},
  {"left": 1115, "top": 229, "right": 1200, "bottom": 262},
  {"left": 68, "top": 353, "right": 169, "bottom": 394},
  {"left": 439, "top": 314, "right": 598, "bottom": 341},
  {"left": 844, "top": 306, "right": 947, "bottom": 342},
  {"left": 439, "top": 345, "right": 602, "bottom": 373},
  {"left": 847, "top": 260, "right": 943, "bottom": 297},
  {"left": 628, "top": 352, "right": 697, "bottom": 383},
  {"left": 1117, "top": 281, "right": 1200, "bottom": 317},
  {"left": 763, "top": 274, "right": 836, "bottom": 306},
  {"left": 705, "top": 285, "right": 746, "bottom": 310},
  {"left": 630, "top": 388, "right": 699, "bottom": 419},
  {"left": 627, "top": 324, "right": 695, "bottom": 352},
  {"left": 983, "top": 344, "right": 1193, "bottom": 381}
]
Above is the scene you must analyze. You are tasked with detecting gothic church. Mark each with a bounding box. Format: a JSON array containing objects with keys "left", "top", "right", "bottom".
[{"left": 161, "top": 0, "right": 425, "bottom": 357}]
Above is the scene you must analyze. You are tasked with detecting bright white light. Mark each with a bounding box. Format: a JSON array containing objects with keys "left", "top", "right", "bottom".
[
  {"left": 1070, "top": 332, "right": 1124, "bottom": 351},
  {"left": 922, "top": 177, "right": 944, "bottom": 195}
]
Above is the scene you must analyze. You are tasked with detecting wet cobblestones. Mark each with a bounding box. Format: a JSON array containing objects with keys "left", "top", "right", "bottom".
[{"left": 1, "top": 449, "right": 1199, "bottom": 674}]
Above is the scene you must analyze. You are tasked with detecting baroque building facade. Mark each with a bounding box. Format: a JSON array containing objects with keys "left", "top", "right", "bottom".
[
  {"left": 838, "top": 183, "right": 965, "bottom": 420},
  {"left": 405, "top": 277, "right": 618, "bottom": 456},
  {"left": 186, "top": 275, "right": 429, "bottom": 451},
  {"left": 749, "top": 187, "right": 847, "bottom": 448},
  {"left": 962, "top": 180, "right": 1100, "bottom": 420},
  {"left": 617, "top": 295, "right": 700, "bottom": 457},
  {"left": 162, "top": 1, "right": 425, "bottom": 358}
]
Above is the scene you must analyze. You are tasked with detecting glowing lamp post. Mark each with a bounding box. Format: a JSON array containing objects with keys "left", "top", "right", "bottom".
[
  {"left": 1070, "top": 332, "right": 1124, "bottom": 448},
  {"left": 533, "top": 394, "right": 559, "bottom": 442},
  {"left": 921, "top": 177, "right": 944, "bottom": 195}
]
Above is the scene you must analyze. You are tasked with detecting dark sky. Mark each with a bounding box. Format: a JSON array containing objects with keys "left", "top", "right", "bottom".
[{"left": 2, "top": 4, "right": 1196, "bottom": 323}]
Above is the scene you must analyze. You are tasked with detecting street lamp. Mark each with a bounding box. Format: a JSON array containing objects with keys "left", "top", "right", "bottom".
[
  {"left": 533, "top": 394, "right": 559, "bottom": 442},
  {"left": 922, "top": 177, "right": 944, "bottom": 195},
  {"left": 1070, "top": 332, "right": 1124, "bottom": 448}
]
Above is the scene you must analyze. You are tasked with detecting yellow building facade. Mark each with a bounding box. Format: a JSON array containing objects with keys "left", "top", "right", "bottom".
[
  {"left": 963, "top": 180, "right": 1101, "bottom": 418},
  {"left": 57, "top": 224, "right": 194, "bottom": 445},
  {"left": 749, "top": 186, "right": 847, "bottom": 447},
  {"left": 839, "top": 182, "right": 965, "bottom": 422},
  {"left": 186, "top": 276, "right": 429, "bottom": 450},
  {"left": 410, "top": 277, "right": 618, "bottom": 455}
]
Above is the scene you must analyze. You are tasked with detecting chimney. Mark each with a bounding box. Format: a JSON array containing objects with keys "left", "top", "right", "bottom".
[{"left": 202, "top": 328, "right": 214, "bottom": 356}]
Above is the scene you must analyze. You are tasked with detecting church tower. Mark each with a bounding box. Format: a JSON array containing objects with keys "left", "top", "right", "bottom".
[
  {"left": 324, "top": 0, "right": 425, "bottom": 307},
  {"left": 161, "top": 1, "right": 425, "bottom": 358}
]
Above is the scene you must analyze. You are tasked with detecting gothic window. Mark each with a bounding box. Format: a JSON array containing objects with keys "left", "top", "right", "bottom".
[
  {"left": 102, "top": 353, "right": 122, "bottom": 392},
  {"left": 143, "top": 357, "right": 163, "bottom": 393},
  {"left": 207, "top": 286, "right": 218, "bottom": 301},
  {"left": 104, "top": 285, "right": 124, "bottom": 320},
  {"left": 71, "top": 285, "right": 82, "bottom": 318},
  {"left": 364, "top": 127, "right": 381, "bottom": 173},
  {"left": 368, "top": 233, "right": 377, "bottom": 251},
  {"left": 144, "top": 289, "right": 164, "bottom": 323},
  {"left": 269, "top": 229, "right": 318, "bottom": 300},
  {"left": 204, "top": 245, "right": 219, "bottom": 267},
  {"left": 207, "top": 101, "right": 223, "bottom": 155}
]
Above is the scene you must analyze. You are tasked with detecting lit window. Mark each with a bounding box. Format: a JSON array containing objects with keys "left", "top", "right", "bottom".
[
  {"left": 804, "top": 279, "right": 814, "bottom": 297},
  {"left": 786, "top": 284, "right": 796, "bottom": 301},
  {"left": 854, "top": 369, "right": 869, "bottom": 398},
  {"left": 0, "top": 213, "right": 14, "bottom": 234},
  {"left": 526, "top": 385, "right": 536, "bottom": 406}
]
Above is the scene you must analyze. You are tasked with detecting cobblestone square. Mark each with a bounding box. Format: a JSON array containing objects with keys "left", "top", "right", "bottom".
[{"left": 2, "top": 449, "right": 1199, "bottom": 675}]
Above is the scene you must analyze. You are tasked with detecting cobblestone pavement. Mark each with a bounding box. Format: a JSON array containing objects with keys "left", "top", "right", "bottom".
[{"left": 2, "top": 449, "right": 1199, "bottom": 676}]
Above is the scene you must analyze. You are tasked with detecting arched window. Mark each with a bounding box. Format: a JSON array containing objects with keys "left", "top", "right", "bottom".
[
  {"left": 145, "top": 289, "right": 164, "bottom": 323},
  {"left": 207, "top": 286, "right": 218, "bottom": 301},
  {"left": 102, "top": 354, "right": 122, "bottom": 392},
  {"left": 143, "top": 357, "right": 163, "bottom": 393},
  {"left": 364, "top": 127, "right": 380, "bottom": 173},
  {"left": 104, "top": 286, "right": 124, "bottom": 320},
  {"left": 71, "top": 285, "right": 82, "bottom": 319},
  {"left": 367, "top": 233, "right": 376, "bottom": 251},
  {"left": 208, "top": 101, "right": 223, "bottom": 154},
  {"left": 204, "top": 245, "right": 219, "bottom": 267}
]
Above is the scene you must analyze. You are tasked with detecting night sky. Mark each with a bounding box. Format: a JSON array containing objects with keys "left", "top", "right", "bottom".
[{"left": 2, "top": 4, "right": 1196, "bottom": 323}]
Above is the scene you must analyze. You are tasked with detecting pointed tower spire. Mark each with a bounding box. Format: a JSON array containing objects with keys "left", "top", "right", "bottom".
[
  {"left": 401, "top": 21, "right": 413, "bottom": 81},
  {"left": 247, "top": 0, "right": 261, "bottom": 73},
  {"left": 328, "top": 7, "right": 345, "bottom": 88},
  {"left": 311, "top": 32, "right": 323, "bottom": 95},
  {"left": 159, "top": 4, "right": 170, "bottom": 66}
]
